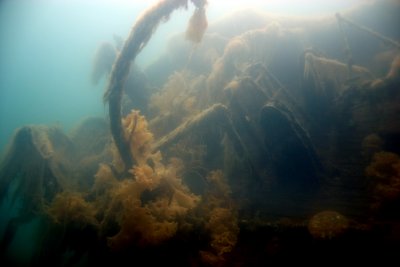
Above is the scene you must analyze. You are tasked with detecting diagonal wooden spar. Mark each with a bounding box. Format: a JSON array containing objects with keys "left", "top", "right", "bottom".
[{"left": 103, "top": 0, "right": 207, "bottom": 172}]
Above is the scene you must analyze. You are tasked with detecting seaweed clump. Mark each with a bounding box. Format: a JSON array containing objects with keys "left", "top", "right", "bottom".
[
  {"left": 199, "top": 170, "right": 239, "bottom": 266},
  {"left": 186, "top": 4, "right": 208, "bottom": 43},
  {"left": 308, "top": 210, "right": 349, "bottom": 240},
  {"left": 47, "top": 191, "right": 99, "bottom": 230},
  {"left": 46, "top": 110, "right": 201, "bottom": 252},
  {"left": 45, "top": 109, "right": 240, "bottom": 264},
  {"left": 366, "top": 151, "right": 400, "bottom": 212}
]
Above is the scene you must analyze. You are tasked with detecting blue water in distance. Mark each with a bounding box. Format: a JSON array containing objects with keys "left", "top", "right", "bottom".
[
  {"left": 0, "top": 0, "right": 192, "bottom": 154},
  {"left": 0, "top": 0, "right": 365, "bottom": 154}
]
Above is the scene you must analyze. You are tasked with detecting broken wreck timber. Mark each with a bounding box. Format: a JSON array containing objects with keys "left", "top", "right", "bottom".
[
  {"left": 104, "top": 0, "right": 207, "bottom": 172},
  {"left": 152, "top": 103, "right": 247, "bottom": 158}
]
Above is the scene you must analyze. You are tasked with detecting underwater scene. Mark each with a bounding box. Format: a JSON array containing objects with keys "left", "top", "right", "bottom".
[{"left": 0, "top": 0, "right": 399, "bottom": 265}]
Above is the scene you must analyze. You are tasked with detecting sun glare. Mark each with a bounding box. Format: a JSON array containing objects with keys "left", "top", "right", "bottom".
[
  {"left": 209, "top": 0, "right": 367, "bottom": 15},
  {"left": 50, "top": 0, "right": 367, "bottom": 16}
]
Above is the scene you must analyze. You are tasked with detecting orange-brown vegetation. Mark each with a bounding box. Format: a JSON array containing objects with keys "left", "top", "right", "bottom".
[
  {"left": 149, "top": 72, "right": 204, "bottom": 137},
  {"left": 186, "top": 6, "right": 208, "bottom": 43},
  {"left": 308, "top": 210, "right": 349, "bottom": 240},
  {"left": 366, "top": 151, "right": 400, "bottom": 209},
  {"left": 46, "top": 110, "right": 202, "bottom": 251},
  {"left": 47, "top": 191, "right": 98, "bottom": 229},
  {"left": 199, "top": 170, "right": 239, "bottom": 264},
  {"left": 386, "top": 55, "right": 400, "bottom": 81},
  {"left": 122, "top": 110, "right": 154, "bottom": 165}
]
